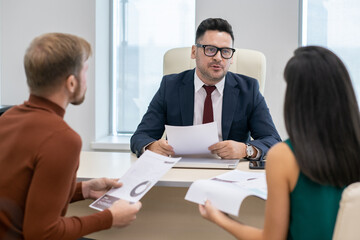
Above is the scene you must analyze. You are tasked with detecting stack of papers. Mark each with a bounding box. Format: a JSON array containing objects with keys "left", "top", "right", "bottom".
[{"left": 185, "top": 170, "right": 267, "bottom": 216}]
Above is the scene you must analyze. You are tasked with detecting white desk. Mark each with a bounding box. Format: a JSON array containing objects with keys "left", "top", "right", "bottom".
[
  {"left": 68, "top": 151, "right": 265, "bottom": 240},
  {"left": 77, "top": 151, "right": 263, "bottom": 187}
]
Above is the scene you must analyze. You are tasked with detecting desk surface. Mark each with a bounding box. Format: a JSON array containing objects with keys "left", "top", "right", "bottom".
[
  {"left": 78, "top": 151, "right": 264, "bottom": 187},
  {"left": 72, "top": 151, "right": 266, "bottom": 239}
]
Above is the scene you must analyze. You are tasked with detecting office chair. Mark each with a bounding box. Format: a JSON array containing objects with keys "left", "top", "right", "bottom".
[
  {"left": 163, "top": 47, "right": 266, "bottom": 94},
  {"left": 0, "top": 105, "right": 12, "bottom": 116},
  {"left": 332, "top": 182, "right": 360, "bottom": 240}
]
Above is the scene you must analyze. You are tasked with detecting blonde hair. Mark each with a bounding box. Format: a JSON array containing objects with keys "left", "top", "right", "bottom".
[{"left": 24, "top": 33, "right": 92, "bottom": 94}]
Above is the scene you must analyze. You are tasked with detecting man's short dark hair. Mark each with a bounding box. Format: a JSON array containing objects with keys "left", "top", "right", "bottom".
[{"left": 195, "top": 18, "right": 234, "bottom": 44}]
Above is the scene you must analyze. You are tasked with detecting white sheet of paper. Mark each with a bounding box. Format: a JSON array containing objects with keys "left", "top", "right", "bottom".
[
  {"left": 185, "top": 170, "right": 267, "bottom": 216},
  {"left": 165, "top": 122, "right": 219, "bottom": 155},
  {"left": 90, "top": 150, "right": 181, "bottom": 211}
]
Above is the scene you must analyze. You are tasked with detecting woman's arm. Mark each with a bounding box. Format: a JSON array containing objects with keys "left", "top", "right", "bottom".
[
  {"left": 199, "top": 142, "right": 297, "bottom": 240},
  {"left": 262, "top": 142, "right": 297, "bottom": 239}
]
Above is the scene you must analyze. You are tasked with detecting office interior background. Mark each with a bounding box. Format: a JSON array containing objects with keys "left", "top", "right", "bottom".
[{"left": 0, "top": 0, "right": 358, "bottom": 151}]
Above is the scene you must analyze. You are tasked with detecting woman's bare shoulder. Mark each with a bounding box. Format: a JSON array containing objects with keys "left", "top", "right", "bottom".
[{"left": 266, "top": 142, "right": 299, "bottom": 190}]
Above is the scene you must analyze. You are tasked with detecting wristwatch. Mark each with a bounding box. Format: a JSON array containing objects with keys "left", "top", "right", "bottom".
[{"left": 246, "top": 144, "right": 255, "bottom": 158}]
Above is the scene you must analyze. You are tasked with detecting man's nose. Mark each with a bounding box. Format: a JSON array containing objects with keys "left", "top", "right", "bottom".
[{"left": 213, "top": 50, "right": 222, "bottom": 61}]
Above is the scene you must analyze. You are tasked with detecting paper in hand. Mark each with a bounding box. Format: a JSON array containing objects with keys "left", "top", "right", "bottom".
[
  {"left": 165, "top": 122, "right": 219, "bottom": 155},
  {"left": 90, "top": 150, "right": 181, "bottom": 211},
  {"left": 185, "top": 170, "right": 267, "bottom": 216}
]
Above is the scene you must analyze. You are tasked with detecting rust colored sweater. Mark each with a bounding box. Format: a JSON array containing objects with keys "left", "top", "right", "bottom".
[{"left": 0, "top": 95, "right": 112, "bottom": 240}]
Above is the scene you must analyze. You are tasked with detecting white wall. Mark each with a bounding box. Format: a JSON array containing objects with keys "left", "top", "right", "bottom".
[
  {"left": 0, "top": 0, "right": 299, "bottom": 150},
  {"left": 0, "top": 0, "right": 110, "bottom": 150}
]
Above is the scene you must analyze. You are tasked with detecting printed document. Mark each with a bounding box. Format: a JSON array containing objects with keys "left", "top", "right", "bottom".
[
  {"left": 185, "top": 170, "right": 267, "bottom": 216},
  {"left": 165, "top": 122, "right": 219, "bottom": 155},
  {"left": 90, "top": 150, "right": 181, "bottom": 211},
  {"left": 165, "top": 122, "right": 239, "bottom": 169}
]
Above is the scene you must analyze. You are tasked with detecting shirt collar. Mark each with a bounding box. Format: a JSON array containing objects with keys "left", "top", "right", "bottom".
[{"left": 194, "top": 71, "right": 225, "bottom": 95}]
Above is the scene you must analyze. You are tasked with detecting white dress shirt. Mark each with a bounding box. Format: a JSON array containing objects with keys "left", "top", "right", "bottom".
[
  {"left": 193, "top": 71, "right": 224, "bottom": 141},
  {"left": 192, "top": 71, "right": 261, "bottom": 159}
]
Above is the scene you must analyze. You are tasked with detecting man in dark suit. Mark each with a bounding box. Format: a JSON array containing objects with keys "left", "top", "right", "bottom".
[{"left": 131, "top": 18, "right": 281, "bottom": 160}]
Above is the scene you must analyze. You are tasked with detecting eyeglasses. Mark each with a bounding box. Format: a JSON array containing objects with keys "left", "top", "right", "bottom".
[{"left": 196, "top": 44, "right": 235, "bottom": 59}]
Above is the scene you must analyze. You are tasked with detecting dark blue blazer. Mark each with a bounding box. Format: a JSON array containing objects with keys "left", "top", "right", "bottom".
[{"left": 131, "top": 69, "right": 281, "bottom": 158}]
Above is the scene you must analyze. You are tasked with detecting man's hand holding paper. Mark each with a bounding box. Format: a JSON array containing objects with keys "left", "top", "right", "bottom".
[
  {"left": 209, "top": 140, "right": 247, "bottom": 159},
  {"left": 146, "top": 139, "right": 175, "bottom": 156}
]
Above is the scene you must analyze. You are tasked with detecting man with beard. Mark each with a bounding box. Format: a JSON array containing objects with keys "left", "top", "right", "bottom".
[
  {"left": 131, "top": 18, "right": 281, "bottom": 160},
  {"left": 0, "top": 33, "right": 141, "bottom": 240}
]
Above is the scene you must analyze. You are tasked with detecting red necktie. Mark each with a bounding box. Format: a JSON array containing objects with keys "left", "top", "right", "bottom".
[{"left": 203, "top": 85, "right": 216, "bottom": 124}]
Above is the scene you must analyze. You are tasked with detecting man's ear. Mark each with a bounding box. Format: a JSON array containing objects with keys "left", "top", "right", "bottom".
[
  {"left": 191, "top": 45, "right": 196, "bottom": 59},
  {"left": 66, "top": 75, "right": 77, "bottom": 93}
]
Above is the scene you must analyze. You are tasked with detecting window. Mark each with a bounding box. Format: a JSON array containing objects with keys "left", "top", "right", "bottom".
[
  {"left": 111, "top": 0, "right": 195, "bottom": 135},
  {"left": 301, "top": 0, "right": 360, "bottom": 102}
]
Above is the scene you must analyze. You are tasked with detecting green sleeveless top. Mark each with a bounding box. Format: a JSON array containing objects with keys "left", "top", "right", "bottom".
[{"left": 285, "top": 139, "right": 344, "bottom": 240}]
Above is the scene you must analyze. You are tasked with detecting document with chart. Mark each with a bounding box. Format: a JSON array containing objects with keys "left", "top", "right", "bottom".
[
  {"left": 90, "top": 150, "right": 181, "bottom": 211},
  {"left": 185, "top": 170, "right": 267, "bottom": 216}
]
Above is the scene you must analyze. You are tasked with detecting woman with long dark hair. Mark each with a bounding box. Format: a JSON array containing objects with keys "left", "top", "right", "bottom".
[{"left": 198, "top": 46, "right": 360, "bottom": 239}]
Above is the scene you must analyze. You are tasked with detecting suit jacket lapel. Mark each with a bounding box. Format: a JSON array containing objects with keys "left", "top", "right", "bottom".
[
  {"left": 179, "top": 70, "right": 195, "bottom": 126},
  {"left": 222, "top": 73, "right": 239, "bottom": 140}
]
